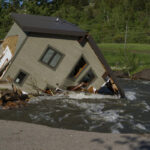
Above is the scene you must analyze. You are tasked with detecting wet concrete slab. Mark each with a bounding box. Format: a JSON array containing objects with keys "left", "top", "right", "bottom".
[{"left": 0, "top": 120, "right": 150, "bottom": 150}]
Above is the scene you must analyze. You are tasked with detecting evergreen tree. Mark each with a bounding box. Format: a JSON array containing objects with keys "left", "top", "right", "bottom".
[{"left": 0, "top": 0, "right": 149, "bottom": 43}]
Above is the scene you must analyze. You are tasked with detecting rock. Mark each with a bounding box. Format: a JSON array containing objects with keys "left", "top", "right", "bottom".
[
  {"left": 132, "top": 69, "right": 150, "bottom": 81},
  {"left": 113, "top": 70, "right": 129, "bottom": 78}
]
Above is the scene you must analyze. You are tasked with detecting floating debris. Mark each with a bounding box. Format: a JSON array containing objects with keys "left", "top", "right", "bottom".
[{"left": 0, "top": 84, "right": 29, "bottom": 109}]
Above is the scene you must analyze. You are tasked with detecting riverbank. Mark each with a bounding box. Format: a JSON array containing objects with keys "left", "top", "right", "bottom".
[
  {"left": 0, "top": 120, "right": 150, "bottom": 150},
  {"left": 99, "top": 43, "right": 150, "bottom": 75},
  {"left": 113, "top": 69, "right": 150, "bottom": 81}
]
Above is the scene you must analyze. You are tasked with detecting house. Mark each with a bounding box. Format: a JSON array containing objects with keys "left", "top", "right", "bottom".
[{"left": 0, "top": 13, "right": 125, "bottom": 97}]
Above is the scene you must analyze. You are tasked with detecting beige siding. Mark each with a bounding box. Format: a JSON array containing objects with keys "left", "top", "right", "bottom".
[
  {"left": 79, "top": 42, "right": 106, "bottom": 88},
  {"left": 4, "top": 36, "right": 106, "bottom": 93}
]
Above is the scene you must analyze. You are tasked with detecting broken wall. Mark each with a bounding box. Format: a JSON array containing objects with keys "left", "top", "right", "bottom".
[
  {"left": 0, "top": 22, "right": 27, "bottom": 80},
  {"left": 1, "top": 35, "right": 18, "bottom": 55}
]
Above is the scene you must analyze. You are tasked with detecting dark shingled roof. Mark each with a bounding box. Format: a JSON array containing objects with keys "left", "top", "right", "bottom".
[{"left": 11, "top": 13, "right": 87, "bottom": 37}]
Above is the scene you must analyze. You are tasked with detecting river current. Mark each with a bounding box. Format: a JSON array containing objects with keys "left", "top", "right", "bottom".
[{"left": 0, "top": 78, "right": 150, "bottom": 134}]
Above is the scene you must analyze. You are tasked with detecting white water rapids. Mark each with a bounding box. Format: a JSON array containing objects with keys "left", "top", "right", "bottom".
[{"left": 0, "top": 78, "right": 150, "bottom": 134}]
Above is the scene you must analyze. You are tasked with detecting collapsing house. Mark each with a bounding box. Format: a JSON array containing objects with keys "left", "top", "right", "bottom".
[{"left": 0, "top": 13, "right": 125, "bottom": 98}]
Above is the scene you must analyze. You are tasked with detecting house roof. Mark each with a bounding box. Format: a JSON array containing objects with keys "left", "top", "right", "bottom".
[{"left": 11, "top": 13, "right": 86, "bottom": 37}]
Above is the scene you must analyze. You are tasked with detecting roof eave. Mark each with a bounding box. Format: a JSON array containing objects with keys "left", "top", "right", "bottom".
[{"left": 22, "top": 26, "right": 87, "bottom": 37}]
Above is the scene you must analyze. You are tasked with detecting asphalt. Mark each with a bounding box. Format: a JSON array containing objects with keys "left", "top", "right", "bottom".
[{"left": 0, "top": 120, "right": 150, "bottom": 150}]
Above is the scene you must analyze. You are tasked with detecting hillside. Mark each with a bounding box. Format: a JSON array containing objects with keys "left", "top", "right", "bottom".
[
  {"left": 0, "top": 0, "right": 150, "bottom": 76},
  {"left": 0, "top": 0, "right": 150, "bottom": 43}
]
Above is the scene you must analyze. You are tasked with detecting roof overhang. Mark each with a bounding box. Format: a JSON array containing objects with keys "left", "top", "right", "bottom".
[{"left": 22, "top": 26, "right": 87, "bottom": 37}]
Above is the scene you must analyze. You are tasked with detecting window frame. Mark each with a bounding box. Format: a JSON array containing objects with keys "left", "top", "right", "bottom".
[
  {"left": 14, "top": 69, "right": 29, "bottom": 86},
  {"left": 68, "top": 55, "right": 89, "bottom": 81},
  {"left": 40, "top": 45, "right": 64, "bottom": 70},
  {"left": 79, "top": 68, "right": 97, "bottom": 84}
]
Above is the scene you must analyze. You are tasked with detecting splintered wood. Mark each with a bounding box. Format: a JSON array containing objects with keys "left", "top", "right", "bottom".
[
  {"left": 1, "top": 35, "right": 18, "bottom": 55},
  {"left": 0, "top": 35, "right": 18, "bottom": 79},
  {"left": 0, "top": 84, "right": 29, "bottom": 109}
]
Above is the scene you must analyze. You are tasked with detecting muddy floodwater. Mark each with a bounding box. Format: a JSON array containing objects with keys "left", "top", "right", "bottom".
[{"left": 0, "top": 78, "right": 150, "bottom": 134}]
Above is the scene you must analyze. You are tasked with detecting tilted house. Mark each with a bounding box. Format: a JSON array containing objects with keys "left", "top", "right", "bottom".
[{"left": 0, "top": 13, "right": 125, "bottom": 97}]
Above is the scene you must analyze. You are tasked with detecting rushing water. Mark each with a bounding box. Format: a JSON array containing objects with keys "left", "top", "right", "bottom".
[{"left": 0, "top": 78, "right": 150, "bottom": 134}]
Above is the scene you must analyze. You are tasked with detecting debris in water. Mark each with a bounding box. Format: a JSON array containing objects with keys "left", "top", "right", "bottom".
[{"left": 0, "top": 83, "right": 29, "bottom": 109}]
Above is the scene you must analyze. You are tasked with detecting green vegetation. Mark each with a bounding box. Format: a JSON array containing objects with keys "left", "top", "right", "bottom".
[
  {"left": 0, "top": 0, "right": 150, "bottom": 74},
  {"left": 100, "top": 43, "right": 150, "bottom": 51},
  {"left": 0, "top": 0, "right": 150, "bottom": 43},
  {"left": 99, "top": 43, "right": 150, "bottom": 74}
]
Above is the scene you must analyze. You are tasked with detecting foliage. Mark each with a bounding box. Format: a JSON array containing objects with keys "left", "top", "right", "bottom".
[
  {"left": 0, "top": 0, "right": 149, "bottom": 43},
  {"left": 113, "top": 34, "right": 124, "bottom": 43},
  {"left": 119, "top": 49, "right": 140, "bottom": 77},
  {"left": 99, "top": 43, "right": 150, "bottom": 75},
  {"left": 0, "top": 0, "right": 150, "bottom": 74}
]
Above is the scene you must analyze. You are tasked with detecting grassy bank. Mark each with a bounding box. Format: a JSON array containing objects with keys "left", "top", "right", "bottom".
[{"left": 99, "top": 43, "right": 150, "bottom": 74}]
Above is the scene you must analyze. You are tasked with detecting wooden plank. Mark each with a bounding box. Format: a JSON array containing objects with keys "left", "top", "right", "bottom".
[{"left": 1, "top": 35, "right": 18, "bottom": 55}]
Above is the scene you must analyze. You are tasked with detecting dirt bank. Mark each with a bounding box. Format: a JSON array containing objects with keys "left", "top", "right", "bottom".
[
  {"left": 132, "top": 69, "right": 150, "bottom": 81},
  {"left": 113, "top": 70, "right": 129, "bottom": 78},
  {"left": 0, "top": 120, "right": 150, "bottom": 150},
  {"left": 113, "top": 69, "right": 150, "bottom": 81}
]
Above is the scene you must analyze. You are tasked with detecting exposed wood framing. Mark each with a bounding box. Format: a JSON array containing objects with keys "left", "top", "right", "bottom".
[{"left": 1, "top": 35, "right": 18, "bottom": 55}]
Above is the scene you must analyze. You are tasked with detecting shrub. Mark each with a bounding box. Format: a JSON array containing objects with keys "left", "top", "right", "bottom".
[
  {"left": 113, "top": 34, "right": 124, "bottom": 43},
  {"left": 119, "top": 49, "right": 140, "bottom": 77}
]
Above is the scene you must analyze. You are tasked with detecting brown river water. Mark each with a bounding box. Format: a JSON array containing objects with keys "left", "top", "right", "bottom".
[{"left": 0, "top": 78, "right": 150, "bottom": 134}]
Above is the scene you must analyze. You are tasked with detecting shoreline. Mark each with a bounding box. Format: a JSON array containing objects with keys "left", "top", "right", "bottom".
[
  {"left": 113, "top": 69, "right": 150, "bottom": 81},
  {"left": 0, "top": 120, "right": 150, "bottom": 150}
]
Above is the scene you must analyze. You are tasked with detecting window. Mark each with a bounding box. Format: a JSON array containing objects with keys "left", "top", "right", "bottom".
[
  {"left": 69, "top": 56, "right": 87, "bottom": 80},
  {"left": 41, "top": 47, "right": 63, "bottom": 68},
  {"left": 80, "top": 69, "right": 96, "bottom": 83},
  {"left": 14, "top": 70, "right": 28, "bottom": 85}
]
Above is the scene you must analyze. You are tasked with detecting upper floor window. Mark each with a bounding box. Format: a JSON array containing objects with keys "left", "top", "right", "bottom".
[{"left": 41, "top": 46, "right": 63, "bottom": 68}]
